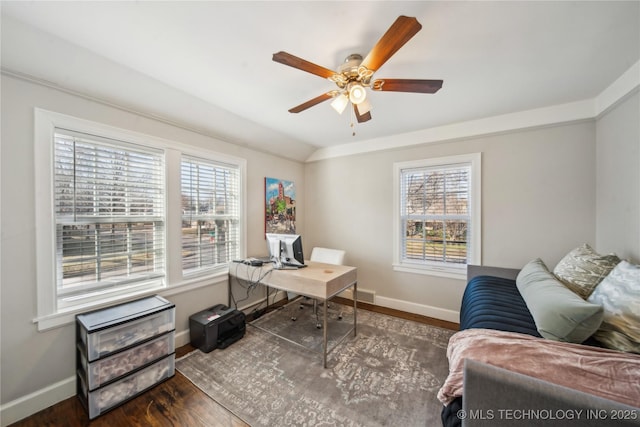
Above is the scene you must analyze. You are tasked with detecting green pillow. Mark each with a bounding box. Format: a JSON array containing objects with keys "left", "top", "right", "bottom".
[{"left": 516, "top": 258, "right": 604, "bottom": 343}]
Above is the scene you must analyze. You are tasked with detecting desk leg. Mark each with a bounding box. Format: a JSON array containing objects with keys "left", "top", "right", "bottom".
[
  {"left": 323, "top": 298, "right": 328, "bottom": 368},
  {"left": 353, "top": 281, "right": 357, "bottom": 337}
]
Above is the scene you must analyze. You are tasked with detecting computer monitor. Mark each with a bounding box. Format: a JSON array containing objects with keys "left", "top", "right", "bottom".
[{"left": 266, "top": 233, "right": 306, "bottom": 267}]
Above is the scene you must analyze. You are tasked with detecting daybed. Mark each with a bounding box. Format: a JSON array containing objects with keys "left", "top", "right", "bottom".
[{"left": 439, "top": 245, "right": 640, "bottom": 427}]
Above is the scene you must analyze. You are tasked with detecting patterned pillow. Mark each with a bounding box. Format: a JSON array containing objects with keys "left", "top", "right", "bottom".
[
  {"left": 553, "top": 244, "right": 620, "bottom": 299},
  {"left": 587, "top": 260, "right": 640, "bottom": 354}
]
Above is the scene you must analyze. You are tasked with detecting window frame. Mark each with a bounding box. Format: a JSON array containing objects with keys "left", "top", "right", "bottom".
[
  {"left": 392, "top": 153, "right": 481, "bottom": 280},
  {"left": 53, "top": 129, "right": 167, "bottom": 308},
  {"left": 34, "top": 109, "right": 246, "bottom": 330},
  {"left": 180, "top": 154, "right": 241, "bottom": 278}
]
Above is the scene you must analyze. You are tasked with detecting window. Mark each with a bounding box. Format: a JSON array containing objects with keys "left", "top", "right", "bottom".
[
  {"left": 181, "top": 155, "right": 240, "bottom": 275},
  {"left": 393, "top": 153, "right": 481, "bottom": 279},
  {"left": 54, "top": 130, "right": 165, "bottom": 308},
  {"left": 35, "top": 109, "right": 246, "bottom": 330}
]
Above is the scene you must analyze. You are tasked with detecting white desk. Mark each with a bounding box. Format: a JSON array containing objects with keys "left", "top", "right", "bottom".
[{"left": 229, "top": 261, "right": 357, "bottom": 367}]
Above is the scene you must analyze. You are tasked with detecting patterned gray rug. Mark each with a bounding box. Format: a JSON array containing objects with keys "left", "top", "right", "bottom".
[{"left": 176, "top": 302, "right": 454, "bottom": 426}]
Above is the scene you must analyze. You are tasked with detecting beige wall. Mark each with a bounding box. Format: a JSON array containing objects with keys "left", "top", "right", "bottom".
[
  {"left": 305, "top": 121, "right": 597, "bottom": 319},
  {"left": 595, "top": 91, "right": 640, "bottom": 262},
  {"left": 2, "top": 73, "right": 638, "bottom": 425},
  {"left": 0, "top": 75, "right": 305, "bottom": 412}
]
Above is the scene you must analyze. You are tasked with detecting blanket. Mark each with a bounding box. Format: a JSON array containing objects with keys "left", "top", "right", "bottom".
[{"left": 437, "top": 329, "right": 640, "bottom": 407}]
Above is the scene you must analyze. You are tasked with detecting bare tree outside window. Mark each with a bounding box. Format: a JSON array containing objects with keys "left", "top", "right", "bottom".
[{"left": 401, "top": 166, "right": 471, "bottom": 265}]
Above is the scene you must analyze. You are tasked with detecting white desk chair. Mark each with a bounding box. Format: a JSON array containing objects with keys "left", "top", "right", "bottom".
[
  {"left": 289, "top": 247, "right": 346, "bottom": 328},
  {"left": 310, "top": 247, "right": 345, "bottom": 265}
]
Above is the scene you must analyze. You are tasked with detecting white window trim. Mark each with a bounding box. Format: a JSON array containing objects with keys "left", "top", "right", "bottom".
[
  {"left": 392, "top": 153, "right": 481, "bottom": 280},
  {"left": 34, "top": 108, "right": 246, "bottom": 330}
]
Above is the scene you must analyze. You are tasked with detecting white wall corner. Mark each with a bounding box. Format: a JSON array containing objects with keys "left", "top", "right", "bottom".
[{"left": 596, "top": 60, "right": 640, "bottom": 116}]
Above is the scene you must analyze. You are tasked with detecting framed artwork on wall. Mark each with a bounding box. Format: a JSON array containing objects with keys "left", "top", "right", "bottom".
[{"left": 265, "top": 177, "right": 297, "bottom": 234}]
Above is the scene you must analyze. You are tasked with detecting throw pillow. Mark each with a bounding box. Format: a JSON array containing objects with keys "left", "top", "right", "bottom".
[
  {"left": 517, "top": 258, "right": 604, "bottom": 343},
  {"left": 553, "top": 243, "right": 621, "bottom": 299},
  {"left": 587, "top": 260, "right": 640, "bottom": 354}
]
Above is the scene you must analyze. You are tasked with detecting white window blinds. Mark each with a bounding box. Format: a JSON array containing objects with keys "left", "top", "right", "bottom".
[
  {"left": 54, "top": 129, "right": 166, "bottom": 301},
  {"left": 400, "top": 163, "right": 473, "bottom": 266},
  {"left": 181, "top": 155, "right": 240, "bottom": 275}
]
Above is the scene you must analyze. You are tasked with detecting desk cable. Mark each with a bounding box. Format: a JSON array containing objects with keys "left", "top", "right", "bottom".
[{"left": 230, "top": 262, "right": 273, "bottom": 312}]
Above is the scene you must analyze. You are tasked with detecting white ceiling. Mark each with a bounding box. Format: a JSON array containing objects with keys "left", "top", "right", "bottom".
[{"left": 2, "top": 1, "right": 639, "bottom": 162}]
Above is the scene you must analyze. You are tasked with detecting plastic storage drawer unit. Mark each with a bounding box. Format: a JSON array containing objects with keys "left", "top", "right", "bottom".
[
  {"left": 78, "top": 331, "right": 175, "bottom": 390},
  {"left": 78, "top": 354, "right": 175, "bottom": 419},
  {"left": 77, "top": 295, "right": 175, "bottom": 362},
  {"left": 76, "top": 295, "right": 176, "bottom": 419}
]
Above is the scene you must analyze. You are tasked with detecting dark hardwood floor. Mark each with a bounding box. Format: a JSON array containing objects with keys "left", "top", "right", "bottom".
[{"left": 8, "top": 302, "right": 458, "bottom": 427}]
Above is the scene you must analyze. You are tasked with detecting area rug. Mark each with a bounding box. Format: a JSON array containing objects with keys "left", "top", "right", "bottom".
[{"left": 176, "top": 302, "right": 455, "bottom": 426}]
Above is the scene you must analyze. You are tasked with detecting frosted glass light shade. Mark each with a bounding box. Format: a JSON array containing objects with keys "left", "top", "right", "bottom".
[{"left": 331, "top": 93, "right": 349, "bottom": 114}]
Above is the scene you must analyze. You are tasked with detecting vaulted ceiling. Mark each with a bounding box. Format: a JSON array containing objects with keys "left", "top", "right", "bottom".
[{"left": 2, "top": 1, "right": 639, "bottom": 162}]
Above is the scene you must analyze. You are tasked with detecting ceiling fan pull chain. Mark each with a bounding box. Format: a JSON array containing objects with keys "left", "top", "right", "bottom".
[{"left": 350, "top": 108, "right": 356, "bottom": 136}]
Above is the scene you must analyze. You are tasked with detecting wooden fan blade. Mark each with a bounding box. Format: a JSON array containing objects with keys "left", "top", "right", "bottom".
[
  {"left": 354, "top": 104, "right": 372, "bottom": 123},
  {"left": 273, "top": 51, "right": 336, "bottom": 79},
  {"left": 361, "top": 16, "right": 422, "bottom": 72},
  {"left": 288, "top": 93, "right": 333, "bottom": 113},
  {"left": 371, "top": 78, "right": 443, "bottom": 93}
]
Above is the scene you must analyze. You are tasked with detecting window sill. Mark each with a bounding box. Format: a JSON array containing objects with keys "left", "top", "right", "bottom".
[
  {"left": 393, "top": 263, "right": 467, "bottom": 280},
  {"left": 33, "top": 270, "right": 229, "bottom": 332}
]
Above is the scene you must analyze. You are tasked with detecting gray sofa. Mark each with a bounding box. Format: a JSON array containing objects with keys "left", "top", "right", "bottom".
[{"left": 463, "top": 359, "right": 640, "bottom": 426}]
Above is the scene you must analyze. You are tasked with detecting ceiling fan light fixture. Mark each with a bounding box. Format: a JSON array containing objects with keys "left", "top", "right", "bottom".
[
  {"left": 348, "top": 83, "right": 367, "bottom": 105},
  {"left": 330, "top": 93, "right": 349, "bottom": 114},
  {"left": 273, "top": 16, "right": 440, "bottom": 127}
]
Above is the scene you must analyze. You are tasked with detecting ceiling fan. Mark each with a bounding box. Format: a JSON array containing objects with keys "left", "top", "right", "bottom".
[{"left": 272, "top": 15, "right": 443, "bottom": 124}]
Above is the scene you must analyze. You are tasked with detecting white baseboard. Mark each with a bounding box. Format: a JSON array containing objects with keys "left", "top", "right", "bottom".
[
  {"left": 175, "top": 328, "right": 192, "bottom": 348},
  {"left": 375, "top": 295, "right": 460, "bottom": 324},
  {"left": 0, "top": 376, "right": 76, "bottom": 427},
  {"left": 337, "top": 287, "right": 376, "bottom": 304}
]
